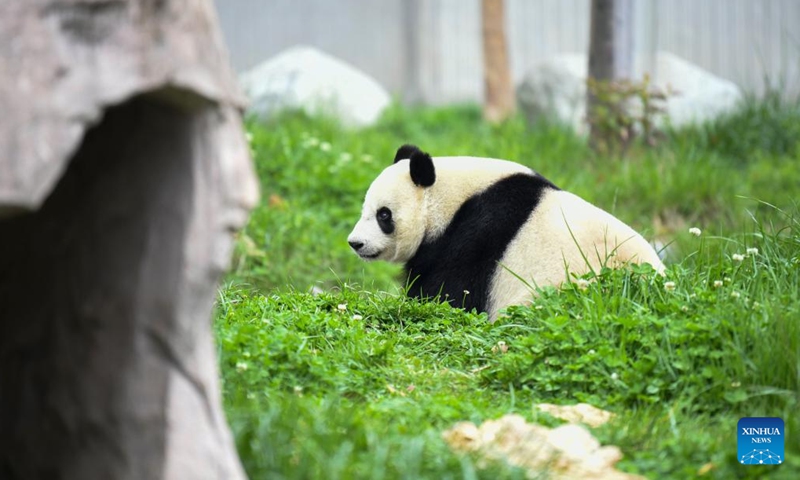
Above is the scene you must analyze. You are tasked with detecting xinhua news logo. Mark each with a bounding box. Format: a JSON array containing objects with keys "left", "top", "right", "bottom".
[{"left": 738, "top": 417, "right": 784, "bottom": 465}]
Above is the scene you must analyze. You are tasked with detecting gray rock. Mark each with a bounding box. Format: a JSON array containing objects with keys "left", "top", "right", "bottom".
[
  {"left": 654, "top": 52, "right": 744, "bottom": 127},
  {"left": 517, "top": 54, "right": 589, "bottom": 134},
  {"left": 517, "top": 52, "right": 744, "bottom": 132},
  {"left": 0, "top": 1, "right": 257, "bottom": 479},
  {"left": 240, "top": 46, "right": 391, "bottom": 127}
]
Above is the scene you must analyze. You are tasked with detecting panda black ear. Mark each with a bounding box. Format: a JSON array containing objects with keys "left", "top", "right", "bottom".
[
  {"left": 409, "top": 150, "right": 436, "bottom": 187},
  {"left": 394, "top": 144, "right": 421, "bottom": 163}
]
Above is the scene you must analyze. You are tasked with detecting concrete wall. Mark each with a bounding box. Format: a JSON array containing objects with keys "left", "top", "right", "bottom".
[{"left": 214, "top": 0, "right": 800, "bottom": 104}]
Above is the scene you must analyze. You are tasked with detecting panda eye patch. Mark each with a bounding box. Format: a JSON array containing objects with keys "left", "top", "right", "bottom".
[
  {"left": 376, "top": 207, "right": 394, "bottom": 234},
  {"left": 377, "top": 207, "right": 392, "bottom": 221}
]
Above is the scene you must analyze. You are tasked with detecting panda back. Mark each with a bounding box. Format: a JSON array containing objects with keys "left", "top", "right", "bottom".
[{"left": 488, "top": 189, "right": 664, "bottom": 317}]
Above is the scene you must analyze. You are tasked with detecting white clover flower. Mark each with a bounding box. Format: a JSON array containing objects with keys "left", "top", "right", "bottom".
[
  {"left": 320, "top": 141, "right": 332, "bottom": 152},
  {"left": 576, "top": 279, "right": 590, "bottom": 291},
  {"left": 732, "top": 253, "right": 745, "bottom": 262},
  {"left": 339, "top": 152, "right": 353, "bottom": 162},
  {"left": 337, "top": 303, "right": 347, "bottom": 311},
  {"left": 731, "top": 381, "right": 741, "bottom": 388},
  {"left": 611, "top": 372, "right": 619, "bottom": 381},
  {"left": 664, "top": 281, "right": 676, "bottom": 291},
  {"left": 713, "top": 280, "right": 724, "bottom": 288},
  {"left": 689, "top": 227, "right": 702, "bottom": 237},
  {"left": 746, "top": 247, "right": 759, "bottom": 256},
  {"left": 730, "top": 291, "right": 741, "bottom": 299},
  {"left": 681, "top": 305, "right": 689, "bottom": 312},
  {"left": 491, "top": 341, "right": 508, "bottom": 354},
  {"left": 753, "top": 301, "right": 761, "bottom": 309},
  {"left": 352, "top": 314, "right": 363, "bottom": 321},
  {"left": 588, "top": 349, "right": 596, "bottom": 355},
  {"left": 724, "top": 277, "right": 732, "bottom": 283},
  {"left": 235, "top": 362, "right": 248, "bottom": 372}
]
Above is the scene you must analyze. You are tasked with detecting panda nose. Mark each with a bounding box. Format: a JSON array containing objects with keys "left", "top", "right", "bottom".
[{"left": 348, "top": 240, "right": 364, "bottom": 252}]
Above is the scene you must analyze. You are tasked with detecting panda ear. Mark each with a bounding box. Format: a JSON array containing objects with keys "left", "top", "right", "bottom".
[
  {"left": 394, "top": 144, "right": 421, "bottom": 163},
  {"left": 409, "top": 150, "right": 436, "bottom": 187}
]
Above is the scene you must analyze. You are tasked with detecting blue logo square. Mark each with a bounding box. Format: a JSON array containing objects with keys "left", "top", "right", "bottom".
[{"left": 738, "top": 417, "right": 784, "bottom": 465}]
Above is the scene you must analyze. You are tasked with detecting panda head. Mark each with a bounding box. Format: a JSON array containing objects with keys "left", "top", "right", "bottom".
[{"left": 347, "top": 145, "right": 435, "bottom": 263}]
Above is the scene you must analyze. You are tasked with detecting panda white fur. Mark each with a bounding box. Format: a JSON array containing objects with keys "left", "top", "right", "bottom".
[{"left": 347, "top": 144, "right": 665, "bottom": 321}]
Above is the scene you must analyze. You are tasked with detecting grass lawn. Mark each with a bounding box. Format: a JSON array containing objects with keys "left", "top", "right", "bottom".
[{"left": 215, "top": 99, "right": 800, "bottom": 479}]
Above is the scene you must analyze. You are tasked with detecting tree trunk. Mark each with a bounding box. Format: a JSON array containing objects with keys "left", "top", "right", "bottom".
[
  {"left": 587, "top": 0, "right": 634, "bottom": 149},
  {"left": 482, "top": 0, "right": 515, "bottom": 123},
  {"left": 0, "top": 1, "right": 257, "bottom": 479}
]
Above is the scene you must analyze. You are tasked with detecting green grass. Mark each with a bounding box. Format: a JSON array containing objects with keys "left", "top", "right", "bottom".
[{"left": 217, "top": 100, "right": 800, "bottom": 479}]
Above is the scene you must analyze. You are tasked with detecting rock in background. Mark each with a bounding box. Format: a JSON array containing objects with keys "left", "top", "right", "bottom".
[
  {"left": 0, "top": 1, "right": 257, "bottom": 479},
  {"left": 239, "top": 45, "right": 392, "bottom": 127},
  {"left": 517, "top": 53, "right": 589, "bottom": 133},
  {"left": 518, "top": 52, "right": 744, "bottom": 133}
]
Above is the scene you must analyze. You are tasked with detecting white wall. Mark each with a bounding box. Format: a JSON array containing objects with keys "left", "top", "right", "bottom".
[{"left": 214, "top": 0, "right": 800, "bottom": 104}]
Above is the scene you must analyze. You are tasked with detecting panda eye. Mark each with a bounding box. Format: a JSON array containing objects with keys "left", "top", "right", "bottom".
[{"left": 377, "top": 207, "right": 392, "bottom": 221}]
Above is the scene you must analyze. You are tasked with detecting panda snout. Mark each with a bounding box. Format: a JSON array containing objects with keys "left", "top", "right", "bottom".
[
  {"left": 348, "top": 240, "right": 365, "bottom": 252},
  {"left": 347, "top": 237, "right": 382, "bottom": 260}
]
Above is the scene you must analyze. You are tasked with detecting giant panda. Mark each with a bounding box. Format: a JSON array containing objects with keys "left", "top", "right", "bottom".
[{"left": 347, "top": 144, "right": 664, "bottom": 321}]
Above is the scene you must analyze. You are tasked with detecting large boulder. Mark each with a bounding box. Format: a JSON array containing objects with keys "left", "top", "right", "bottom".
[
  {"left": 240, "top": 46, "right": 391, "bottom": 127},
  {"left": 654, "top": 52, "right": 744, "bottom": 127},
  {"left": 0, "top": 1, "right": 257, "bottom": 479},
  {"left": 518, "top": 52, "right": 744, "bottom": 132},
  {"left": 517, "top": 54, "right": 589, "bottom": 133}
]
